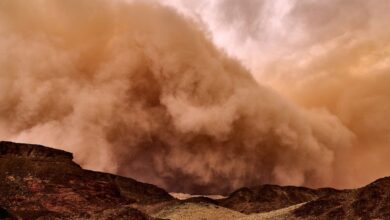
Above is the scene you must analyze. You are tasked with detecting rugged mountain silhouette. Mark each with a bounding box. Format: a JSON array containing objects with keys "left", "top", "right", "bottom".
[
  {"left": 292, "top": 177, "right": 390, "bottom": 220},
  {"left": 0, "top": 141, "right": 389, "bottom": 220},
  {"left": 0, "top": 141, "right": 172, "bottom": 219},
  {"left": 218, "top": 184, "right": 338, "bottom": 214}
]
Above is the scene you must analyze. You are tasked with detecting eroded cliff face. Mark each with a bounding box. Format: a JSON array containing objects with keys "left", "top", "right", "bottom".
[
  {"left": 0, "top": 141, "right": 73, "bottom": 159},
  {"left": 0, "top": 141, "right": 172, "bottom": 219}
]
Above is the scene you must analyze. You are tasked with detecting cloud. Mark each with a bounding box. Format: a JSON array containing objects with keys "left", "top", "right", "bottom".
[{"left": 0, "top": 0, "right": 387, "bottom": 194}]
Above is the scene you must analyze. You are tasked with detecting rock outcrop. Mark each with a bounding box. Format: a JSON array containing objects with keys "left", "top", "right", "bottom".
[
  {"left": 0, "top": 207, "right": 16, "bottom": 219},
  {"left": 0, "top": 141, "right": 172, "bottom": 219},
  {"left": 1, "top": 141, "right": 390, "bottom": 220},
  {"left": 292, "top": 177, "right": 390, "bottom": 220},
  {"left": 218, "top": 184, "right": 338, "bottom": 214}
]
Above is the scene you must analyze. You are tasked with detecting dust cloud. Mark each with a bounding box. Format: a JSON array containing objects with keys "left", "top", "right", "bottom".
[
  {"left": 0, "top": 0, "right": 387, "bottom": 194},
  {"left": 161, "top": 0, "right": 390, "bottom": 190}
]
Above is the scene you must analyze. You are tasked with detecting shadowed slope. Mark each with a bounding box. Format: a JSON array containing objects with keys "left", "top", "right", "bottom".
[
  {"left": 1, "top": 141, "right": 390, "bottom": 219},
  {"left": 218, "top": 184, "right": 338, "bottom": 214},
  {"left": 292, "top": 177, "right": 390, "bottom": 220},
  {"left": 0, "top": 141, "right": 172, "bottom": 219}
]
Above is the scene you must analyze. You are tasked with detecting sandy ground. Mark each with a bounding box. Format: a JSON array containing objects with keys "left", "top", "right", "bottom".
[
  {"left": 152, "top": 202, "right": 304, "bottom": 220},
  {"left": 153, "top": 202, "right": 245, "bottom": 220},
  {"left": 239, "top": 203, "right": 305, "bottom": 220},
  {"left": 169, "top": 192, "right": 227, "bottom": 200}
]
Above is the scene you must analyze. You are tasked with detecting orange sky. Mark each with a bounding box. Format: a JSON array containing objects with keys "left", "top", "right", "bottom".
[{"left": 0, "top": 0, "right": 389, "bottom": 194}]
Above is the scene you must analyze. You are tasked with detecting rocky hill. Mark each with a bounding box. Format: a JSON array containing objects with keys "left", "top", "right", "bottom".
[
  {"left": 0, "top": 141, "right": 389, "bottom": 220},
  {"left": 0, "top": 141, "right": 172, "bottom": 219},
  {"left": 218, "top": 184, "right": 338, "bottom": 214},
  {"left": 292, "top": 177, "right": 390, "bottom": 220}
]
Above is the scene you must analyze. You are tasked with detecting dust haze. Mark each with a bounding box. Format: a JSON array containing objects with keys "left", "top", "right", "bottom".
[{"left": 0, "top": 0, "right": 388, "bottom": 194}]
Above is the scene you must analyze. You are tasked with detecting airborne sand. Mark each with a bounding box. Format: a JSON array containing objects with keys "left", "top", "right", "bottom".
[{"left": 0, "top": 0, "right": 389, "bottom": 195}]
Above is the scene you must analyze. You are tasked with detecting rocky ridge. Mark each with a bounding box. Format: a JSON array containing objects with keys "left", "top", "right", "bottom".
[
  {"left": 0, "top": 141, "right": 389, "bottom": 220},
  {"left": 0, "top": 141, "right": 172, "bottom": 219}
]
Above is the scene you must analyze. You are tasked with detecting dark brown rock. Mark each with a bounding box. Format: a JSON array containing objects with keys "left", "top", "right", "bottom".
[
  {"left": 293, "top": 177, "right": 390, "bottom": 220},
  {"left": 218, "top": 184, "right": 338, "bottom": 214},
  {"left": 2, "top": 141, "right": 390, "bottom": 220},
  {"left": 0, "top": 141, "right": 173, "bottom": 219},
  {"left": 0, "top": 207, "right": 16, "bottom": 220},
  {"left": 0, "top": 141, "right": 73, "bottom": 160}
]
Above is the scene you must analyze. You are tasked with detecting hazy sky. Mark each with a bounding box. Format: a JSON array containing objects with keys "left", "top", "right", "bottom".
[{"left": 0, "top": 0, "right": 389, "bottom": 194}]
